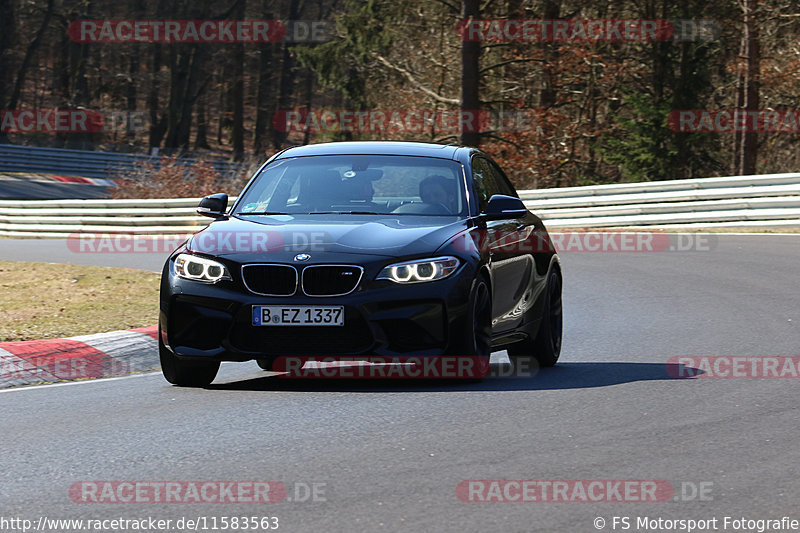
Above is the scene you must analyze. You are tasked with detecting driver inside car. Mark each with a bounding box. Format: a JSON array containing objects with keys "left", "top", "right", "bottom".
[
  {"left": 419, "top": 175, "right": 455, "bottom": 213},
  {"left": 339, "top": 170, "right": 384, "bottom": 211}
]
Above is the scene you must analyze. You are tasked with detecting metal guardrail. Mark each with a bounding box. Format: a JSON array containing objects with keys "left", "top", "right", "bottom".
[
  {"left": 2, "top": 173, "right": 800, "bottom": 237},
  {"left": 0, "top": 144, "right": 243, "bottom": 180},
  {"left": 0, "top": 198, "right": 214, "bottom": 237},
  {"left": 518, "top": 173, "right": 800, "bottom": 200},
  {"left": 524, "top": 173, "right": 800, "bottom": 229}
]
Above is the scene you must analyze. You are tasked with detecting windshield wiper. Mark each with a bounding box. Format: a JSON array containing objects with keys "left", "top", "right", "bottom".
[
  {"left": 239, "top": 210, "right": 384, "bottom": 215},
  {"left": 309, "top": 211, "right": 382, "bottom": 215}
]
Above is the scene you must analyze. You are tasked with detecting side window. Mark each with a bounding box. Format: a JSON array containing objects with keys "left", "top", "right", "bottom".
[
  {"left": 487, "top": 160, "right": 518, "bottom": 198},
  {"left": 472, "top": 157, "right": 498, "bottom": 213}
]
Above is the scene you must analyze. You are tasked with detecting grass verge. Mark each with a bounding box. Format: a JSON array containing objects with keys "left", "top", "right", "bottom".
[{"left": 0, "top": 261, "right": 159, "bottom": 342}]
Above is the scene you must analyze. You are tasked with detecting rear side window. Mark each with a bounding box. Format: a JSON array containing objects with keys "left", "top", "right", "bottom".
[{"left": 472, "top": 156, "right": 517, "bottom": 212}]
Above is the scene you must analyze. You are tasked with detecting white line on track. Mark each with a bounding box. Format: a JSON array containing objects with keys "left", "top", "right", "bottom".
[
  {"left": 0, "top": 370, "right": 161, "bottom": 394},
  {"left": 0, "top": 361, "right": 252, "bottom": 394}
]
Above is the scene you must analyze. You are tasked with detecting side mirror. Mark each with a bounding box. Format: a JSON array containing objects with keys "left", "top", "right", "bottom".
[
  {"left": 197, "top": 193, "right": 228, "bottom": 219},
  {"left": 484, "top": 194, "right": 528, "bottom": 219}
]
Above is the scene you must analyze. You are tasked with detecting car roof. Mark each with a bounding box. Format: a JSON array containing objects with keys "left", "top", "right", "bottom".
[{"left": 275, "top": 141, "right": 462, "bottom": 160}]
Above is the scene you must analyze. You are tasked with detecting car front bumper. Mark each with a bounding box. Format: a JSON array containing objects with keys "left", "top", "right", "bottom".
[{"left": 160, "top": 256, "right": 480, "bottom": 361}]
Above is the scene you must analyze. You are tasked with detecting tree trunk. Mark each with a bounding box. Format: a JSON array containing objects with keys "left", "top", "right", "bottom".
[
  {"left": 0, "top": 0, "right": 16, "bottom": 143},
  {"left": 147, "top": 41, "right": 166, "bottom": 150},
  {"left": 8, "top": 0, "right": 54, "bottom": 111},
  {"left": 0, "top": 0, "right": 15, "bottom": 109},
  {"left": 162, "top": 43, "right": 207, "bottom": 151},
  {"left": 124, "top": 0, "right": 144, "bottom": 142},
  {"left": 195, "top": 89, "right": 210, "bottom": 150},
  {"left": 64, "top": 0, "right": 93, "bottom": 149},
  {"left": 252, "top": 15, "right": 274, "bottom": 155},
  {"left": 217, "top": 66, "right": 226, "bottom": 146},
  {"left": 302, "top": 70, "right": 314, "bottom": 146},
  {"left": 739, "top": 0, "right": 760, "bottom": 175},
  {"left": 460, "top": 0, "right": 480, "bottom": 147},
  {"left": 163, "top": 47, "right": 190, "bottom": 150},
  {"left": 732, "top": 41, "right": 745, "bottom": 175},
  {"left": 230, "top": 0, "right": 246, "bottom": 159},
  {"left": 147, "top": 0, "right": 168, "bottom": 151},
  {"left": 539, "top": 0, "right": 560, "bottom": 107},
  {"left": 271, "top": 0, "right": 301, "bottom": 149},
  {"left": 126, "top": 54, "right": 139, "bottom": 141}
]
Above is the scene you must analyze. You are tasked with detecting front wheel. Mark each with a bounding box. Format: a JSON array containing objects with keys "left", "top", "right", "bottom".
[
  {"left": 457, "top": 276, "right": 492, "bottom": 380},
  {"left": 159, "top": 334, "right": 220, "bottom": 387},
  {"left": 508, "top": 267, "right": 562, "bottom": 367},
  {"left": 468, "top": 276, "right": 492, "bottom": 357}
]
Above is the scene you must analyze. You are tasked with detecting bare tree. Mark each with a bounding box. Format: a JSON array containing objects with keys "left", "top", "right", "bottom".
[
  {"left": 460, "top": 0, "right": 480, "bottom": 147},
  {"left": 734, "top": 0, "right": 760, "bottom": 175}
]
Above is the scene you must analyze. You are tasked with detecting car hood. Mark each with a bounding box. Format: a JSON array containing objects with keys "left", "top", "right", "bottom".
[{"left": 186, "top": 214, "right": 470, "bottom": 259}]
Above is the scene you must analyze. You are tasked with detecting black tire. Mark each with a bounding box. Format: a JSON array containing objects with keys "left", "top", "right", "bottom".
[
  {"left": 159, "top": 334, "right": 220, "bottom": 387},
  {"left": 256, "top": 358, "right": 274, "bottom": 371},
  {"left": 456, "top": 275, "right": 492, "bottom": 380},
  {"left": 508, "top": 267, "right": 562, "bottom": 367},
  {"left": 468, "top": 275, "right": 492, "bottom": 357}
]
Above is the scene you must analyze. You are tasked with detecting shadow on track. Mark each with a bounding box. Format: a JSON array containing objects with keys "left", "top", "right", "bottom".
[{"left": 205, "top": 362, "right": 689, "bottom": 393}]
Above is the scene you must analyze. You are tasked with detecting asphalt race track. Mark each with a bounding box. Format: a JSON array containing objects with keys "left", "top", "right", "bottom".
[
  {"left": 0, "top": 238, "right": 171, "bottom": 272},
  {"left": 1, "top": 234, "right": 799, "bottom": 532}
]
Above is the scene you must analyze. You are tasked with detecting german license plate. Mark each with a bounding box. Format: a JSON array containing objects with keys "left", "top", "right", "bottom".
[{"left": 252, "top": 305, "right": 344, "bottom": 326}]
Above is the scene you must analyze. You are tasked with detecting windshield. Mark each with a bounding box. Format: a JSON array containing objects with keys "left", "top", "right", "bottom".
[{"left": 235, "top": 155, "right": 466, "bottom": 217}]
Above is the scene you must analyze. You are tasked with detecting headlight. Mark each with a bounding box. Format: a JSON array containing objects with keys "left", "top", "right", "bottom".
[
  {"left": 377, "top": 256, "right": 460, "bottom": 284},
  {"left": 174, "top": 253, "right": 230, "bottom": 283}
]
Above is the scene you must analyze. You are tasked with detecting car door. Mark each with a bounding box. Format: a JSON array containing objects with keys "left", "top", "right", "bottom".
[{"left": 471, "top": 156, "right": 535, "bottom": 333}]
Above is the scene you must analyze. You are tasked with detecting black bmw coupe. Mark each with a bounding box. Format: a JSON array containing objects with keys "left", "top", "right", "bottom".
[{"left": 159, "top": 141, "right": 562, "bottom": 386}]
